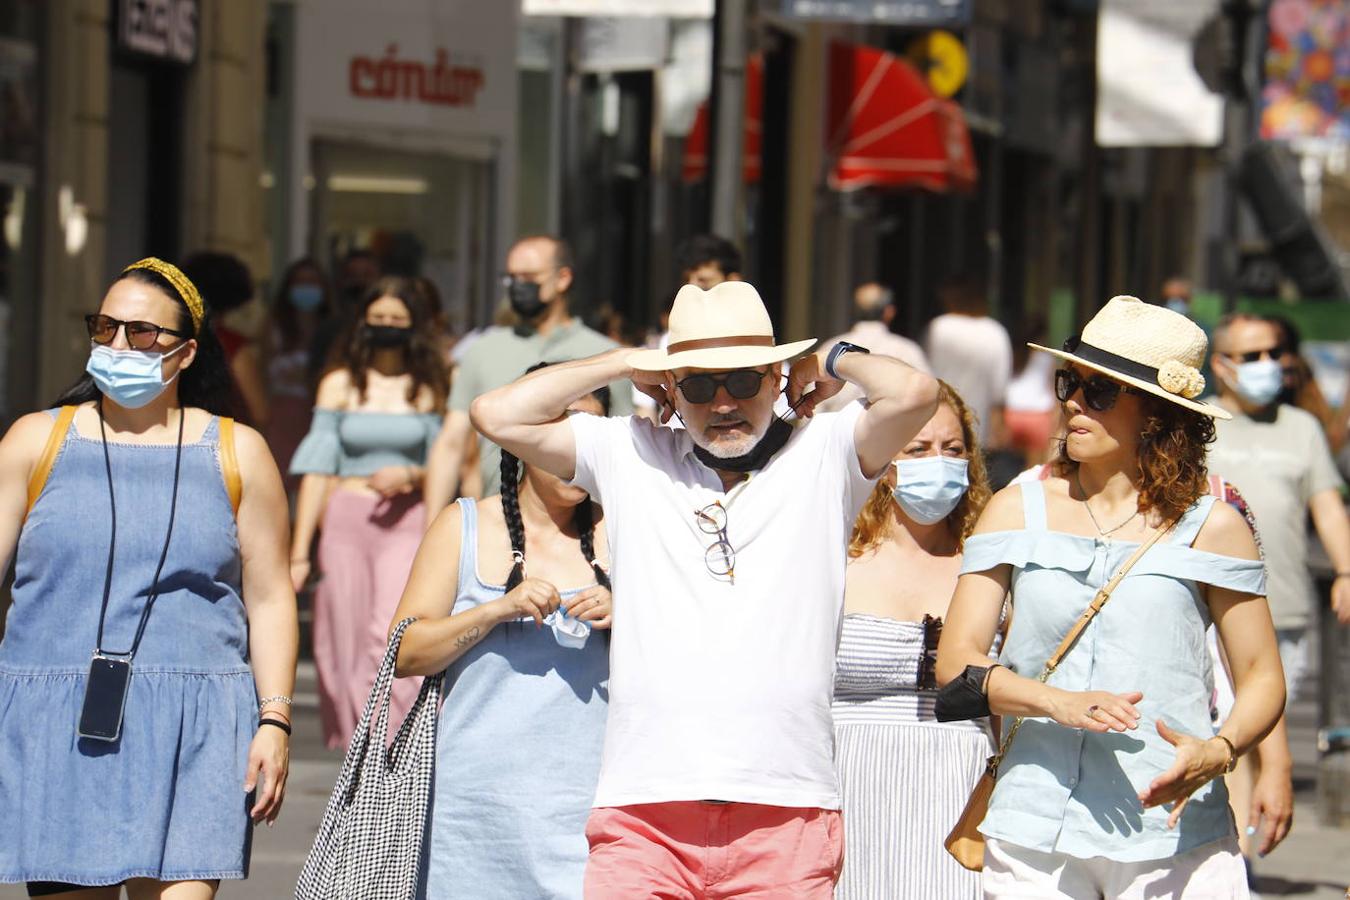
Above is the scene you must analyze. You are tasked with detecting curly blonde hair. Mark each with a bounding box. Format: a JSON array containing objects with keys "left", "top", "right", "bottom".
[
  {"left": 848, "top": 381, "right": 993, "bottom": 558},
  {"left": 1052, "top": 392, "right": 1214, "bottom": 523}
]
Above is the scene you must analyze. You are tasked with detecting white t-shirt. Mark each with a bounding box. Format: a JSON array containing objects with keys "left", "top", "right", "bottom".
[
  {"left": 569, "top": 403, "right": 877, "bottom": 809},
  {"left": 924, "top": 313, "right": 1013, "bottom": 441}
]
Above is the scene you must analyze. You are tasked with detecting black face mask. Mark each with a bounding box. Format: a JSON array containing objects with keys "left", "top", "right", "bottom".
[
  {"left": 508, "top": 281, "right": 548, "bottom": 320},
  {"left": 364, "top": 324, "right": 413, "bottom": 348},
  {"left": 691, "top": 415, "right": 793, "bottom": 473}
]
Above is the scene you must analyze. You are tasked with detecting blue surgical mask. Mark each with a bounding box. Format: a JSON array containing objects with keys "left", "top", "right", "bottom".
[
  {"left": 545, "top": 607, "right": 591, "bottom": 649},
  {"left": 288, "top": 284, "right": 324, "bottom": 311},
  {"left": 86, "top": 342, "right": 187, "bottom": 409},
  {"left": 1165, "top": 298, "right": 1190, "bottom": 316},
  {"left": 1232, "top": 358, "right": 1283, "bottom": 407},
  {"left": 893, "top": 456, "right": 970, "bottom": 525}
]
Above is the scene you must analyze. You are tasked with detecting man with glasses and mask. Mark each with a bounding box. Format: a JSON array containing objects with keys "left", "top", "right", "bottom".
[
  {"left": 423, "top": 234, "right": 633, "bottom": 518},
  {"left": 1208, "top": 314, "right": 1350, "bottom": 694},
  {"left": 471, "top": 281, "right": 937, "bottom": 898}
]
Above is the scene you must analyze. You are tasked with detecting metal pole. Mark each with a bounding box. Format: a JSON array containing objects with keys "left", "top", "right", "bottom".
[{"left": 709, "top": 0, "right": 747, "bottom": 241}]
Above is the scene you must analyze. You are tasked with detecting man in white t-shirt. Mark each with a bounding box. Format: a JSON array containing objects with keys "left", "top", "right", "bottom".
[
  {"left": 924, "top": 273, "right": 1013, "bottom": 445},
  {"left": 472, "top": 281, "right": 937, "bottom": 898}
]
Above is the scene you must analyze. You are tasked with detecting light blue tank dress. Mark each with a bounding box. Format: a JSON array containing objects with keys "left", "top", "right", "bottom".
[
  {"left": 0, "top": 411, "right": 256, "bottom": 886},
  {"left": 961, "top": 480, "right": 1266, "bottom": 863},
  {"left": 420, "top": 498, "right": 609, "bottom": 900}
]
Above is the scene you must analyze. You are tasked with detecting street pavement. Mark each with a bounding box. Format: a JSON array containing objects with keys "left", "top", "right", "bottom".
[{"left": 3, "top": 660, "right": 1347, "bottom": 898}]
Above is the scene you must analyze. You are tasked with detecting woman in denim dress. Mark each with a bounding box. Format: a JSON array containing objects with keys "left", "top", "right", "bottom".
[
  {"left": 0, "top": 260, "right": 298, "bottom": 898},
  {"left": 938, "top": 297, "right": 1285, "bottom": 898}
]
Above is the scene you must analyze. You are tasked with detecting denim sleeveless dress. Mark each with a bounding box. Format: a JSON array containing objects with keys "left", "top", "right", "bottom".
[
  {"left": 419, "top": 499, "right": 609, "bottom": 900},
  {"left": 0, "top": 411, "right": 256, "bottom": 886},
  {"left": 961, "top": 481, "right": 1266, "bottom": 863}
]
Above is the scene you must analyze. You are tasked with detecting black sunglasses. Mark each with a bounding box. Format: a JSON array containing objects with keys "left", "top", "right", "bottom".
[
  {"left": 1225, "top": 346, "right": 1285, "bottom": 364},
  {"left": 85, "top": 314, "right": 189, "bottom": 351},
  {"left": 676, "top": 370, "right": 767, "bottom": 405},
  {"left": 1054, "top": 368, "right": 1147, "bottom": 412}
]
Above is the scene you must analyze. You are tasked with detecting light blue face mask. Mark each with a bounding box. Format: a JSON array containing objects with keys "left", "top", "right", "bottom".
[
  {"left": 893, "top": 456, "right": 970, "bottom": 525},
  {"left": 289, "top": 284, "right": 324, "bottom": 312},
  {"left": 1232, "top": 358, "right": 1283, "bottom": 407},
  {"left": 86, "top": 342, "right": 187, "bottom": 409}
]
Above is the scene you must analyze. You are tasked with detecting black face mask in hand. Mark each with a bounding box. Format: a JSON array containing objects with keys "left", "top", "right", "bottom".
[
  {"left": 508, "top": 281, "right": 548, "bottom": 320},
  {"left": 364, "top": 324, "right": 413, "bottom": 348}
]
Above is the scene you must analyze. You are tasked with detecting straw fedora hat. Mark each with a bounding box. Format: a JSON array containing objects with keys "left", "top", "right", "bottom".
[
  {"left": 628, "top": 282, "right": 817, "bottom": 372},
  {"left": 1029, "top": 295, "right": 1231, "bottom": 420}
]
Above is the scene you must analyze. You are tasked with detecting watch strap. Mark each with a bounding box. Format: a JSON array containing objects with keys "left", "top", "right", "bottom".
[{"left": 825, "top": 341, "right": 870, "bottom": 380}]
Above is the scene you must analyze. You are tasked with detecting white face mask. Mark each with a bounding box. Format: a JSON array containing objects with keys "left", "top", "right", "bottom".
[
  {"left": 892, "top": 456, "right": 970, "bottom": 525},
  {"left": 1230, "top": 358, "right": 1283, "bottom": 407}
]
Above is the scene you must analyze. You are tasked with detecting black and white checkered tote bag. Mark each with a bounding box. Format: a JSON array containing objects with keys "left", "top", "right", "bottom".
[{"left": 296, "top": 617, "right": 443, "bottom": 900}]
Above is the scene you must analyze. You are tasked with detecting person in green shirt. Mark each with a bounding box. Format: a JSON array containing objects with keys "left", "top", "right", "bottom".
[{"left": 424, "top": 235, "right": 632, "bottom": 521}]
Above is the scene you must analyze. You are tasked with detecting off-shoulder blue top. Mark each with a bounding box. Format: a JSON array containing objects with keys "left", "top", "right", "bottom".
[
  {"left": 961, "top": 480, "right": 1266, "bottom": 863},
  {"left": 288, "top": 408, "right": 441, "bottom": 478}
]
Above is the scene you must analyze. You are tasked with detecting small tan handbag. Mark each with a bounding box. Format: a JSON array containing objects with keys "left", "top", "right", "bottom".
[{"left": 944, "top": 521, "right": 1175, "bottom": 872}]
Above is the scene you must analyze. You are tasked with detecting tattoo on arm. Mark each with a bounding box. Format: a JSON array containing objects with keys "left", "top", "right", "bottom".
[{"left": 454, "top": 626, "right": 482, "bottom": 650}]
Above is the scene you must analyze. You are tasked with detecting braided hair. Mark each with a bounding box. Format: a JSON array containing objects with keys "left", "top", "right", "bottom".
[{"left": 501, "top": 363, "right": 612, "bottom": 592}]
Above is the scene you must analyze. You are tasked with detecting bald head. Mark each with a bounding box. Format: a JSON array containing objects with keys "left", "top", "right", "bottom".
[{"left": 854, "top": 282, "right": 895, "bottom": 323}]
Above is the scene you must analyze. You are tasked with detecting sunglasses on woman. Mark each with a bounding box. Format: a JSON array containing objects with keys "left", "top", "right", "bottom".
[
  {"left": 86, "top": 314, "right": 189, "bottom": 351},
  {"left": 1054, "top": 368, "right": 1146, "bottom": 412},
  {"left": 676, "top": 369, "right": 767, "bottom": 405}
]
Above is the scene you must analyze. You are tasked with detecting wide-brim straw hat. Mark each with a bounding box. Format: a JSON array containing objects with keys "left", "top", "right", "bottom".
[
  {"left": 1029, "top": 295, "right": 1231, "bottom": 420},
  {"left": 628, "top": 281, "right": 817, "bottom": 371}
]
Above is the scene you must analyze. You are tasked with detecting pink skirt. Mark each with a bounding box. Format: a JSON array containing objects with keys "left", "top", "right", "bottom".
[{"left": 313, "top": 488, "right": 426, "bottom": 750}]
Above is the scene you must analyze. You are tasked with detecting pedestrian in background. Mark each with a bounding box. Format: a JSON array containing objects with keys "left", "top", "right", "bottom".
[
  {"left": 422, "top": 235, "right": 632, "bottom": 519},
  {"left": 267, "top": 257, "right": 332, "bottom": 486},
  {"left": 182, "top": 251, "right": 270, "bottom": 427},
  {"left": 1267, "top": 314, "right": 1343, "bottom": 452},
  {"left": 471, "top": 281, "right": 938, "bottom": 897},
  {"left": 1003, "top": 314, "right": 1058, "bottom": 468},
  {"left": 391, "top": 369, "right": 613, "bottom": 900},
  {"left": 0, "top": 258, "right": 297, "bottom": 898},
  {"left": 816, "top": 282, "right": 931, "bottom": 415},
  {"left": 939, "top": 297, "right": 1285, "bottom": 894},
  {"left": 924, "top": 272, "right": 1012, "bottom": 448},
  {"left": 833, "top": 381, "right": 992, "bottom": 899},
  {"left": 288, "top": 276, "right": 447, "bottom": 749}
]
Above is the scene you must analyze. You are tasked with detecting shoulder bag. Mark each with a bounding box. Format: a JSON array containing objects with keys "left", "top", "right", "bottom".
[
  {"left": 296, "top": 618, "right": 445, "bottom": 900},
  {"left": 944, "top": 520, "right": 1175, "bottom": 871}
]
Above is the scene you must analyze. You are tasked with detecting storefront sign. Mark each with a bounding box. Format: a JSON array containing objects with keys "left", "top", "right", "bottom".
[
  {"left": 775, "top": 0, "right": 970, "bottom": 26},
  {"left": 297, "top": 0, "right": 514, "bottom": 138},
  {"left": 348, "top": 46, "right": 485, "bottom": 108},
  {"left": 118, "top": 0, "right": 197, "bottom": 65}
]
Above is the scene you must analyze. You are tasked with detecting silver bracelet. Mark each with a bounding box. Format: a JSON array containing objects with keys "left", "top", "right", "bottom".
[{"left": 258, "top": 695, "right": 293, "bottom": 707}]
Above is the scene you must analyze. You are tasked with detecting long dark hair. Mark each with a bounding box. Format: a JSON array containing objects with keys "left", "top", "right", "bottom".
[
  {"left": 272, "top": 257, "right": 332, "bottom": 353},
  {"left": 336, "top": 276, "right": 448, "bottom": 409},
  {"left": 53, "top": 266, "right": 233, "bottom": 416},
  {"left": 501, "top": 363, "right": 611, "bottom": 592}
]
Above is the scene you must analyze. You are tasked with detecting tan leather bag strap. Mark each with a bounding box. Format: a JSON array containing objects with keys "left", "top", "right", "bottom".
[
  {"left": 25, "top": 405, "right": 78, "bottom": 517},
  {"left": 990, "top": 518, "right": 1177, "bottom": 771},
  {"left": 218, "top": 417, "right": 242, "bottom": 516}
]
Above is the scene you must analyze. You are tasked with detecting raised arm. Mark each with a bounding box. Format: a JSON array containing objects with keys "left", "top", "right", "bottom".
[
  {"left": 787, "top": 348, "right": 939, "bottom": 478},
  {"left": 390, "top": 503, "right": 563, "bottom": 676},
  {"left": 470, "top": 348, "right": 633, "bottom": 481}
]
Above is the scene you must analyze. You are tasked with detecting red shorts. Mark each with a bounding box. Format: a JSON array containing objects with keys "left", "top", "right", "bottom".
[{"left": 584, "top": 801, "right": 844, "bottom": 899}]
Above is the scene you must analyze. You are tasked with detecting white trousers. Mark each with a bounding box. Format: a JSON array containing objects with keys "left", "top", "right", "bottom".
[{"left": 983, "top": 836, "right": 1249, "bottom": 899}]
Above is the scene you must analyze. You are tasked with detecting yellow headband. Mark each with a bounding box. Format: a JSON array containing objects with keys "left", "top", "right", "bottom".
[{"left": 122, "top": 257, "right": 205, "bottom": 335}]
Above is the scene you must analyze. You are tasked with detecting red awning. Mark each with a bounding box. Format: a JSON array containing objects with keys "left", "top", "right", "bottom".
[
  {"left": 682, "top": 54, "right": 763, "bottom": 184},
  {"left": 825, "top": 41, "right": 976, "bottom": 193}
]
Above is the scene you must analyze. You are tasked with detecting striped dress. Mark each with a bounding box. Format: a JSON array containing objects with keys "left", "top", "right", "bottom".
[{"left": 833, "top": 614, "right": 994, "bottom": 900}]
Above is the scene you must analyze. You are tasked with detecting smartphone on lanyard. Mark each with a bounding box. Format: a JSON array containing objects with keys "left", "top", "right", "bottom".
[{"left": 77, "top": 654, "right": 132, "bottom": 742}]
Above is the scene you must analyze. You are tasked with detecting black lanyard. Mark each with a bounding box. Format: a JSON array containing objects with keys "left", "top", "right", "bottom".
[{"left": 94, "top": 402, "right": 185, "bottom": 659}]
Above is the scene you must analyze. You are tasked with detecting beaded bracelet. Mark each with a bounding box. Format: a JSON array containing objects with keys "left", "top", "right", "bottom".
[{"left": 258, "top": 695, "right": 293, "bottom": 707}]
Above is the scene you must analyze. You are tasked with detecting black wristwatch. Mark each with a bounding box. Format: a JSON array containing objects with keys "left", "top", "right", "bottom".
[{"left": 825, "top": 341, "right": 870, "bottom": 379}]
